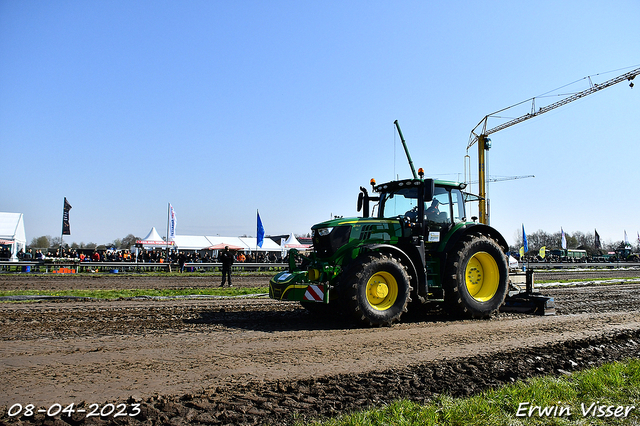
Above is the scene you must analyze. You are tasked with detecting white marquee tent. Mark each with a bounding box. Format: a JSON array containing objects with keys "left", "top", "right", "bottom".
[
  {"left": 0, "top": 212, "right": 26, "bottom": 261},
  {"left": 136, "top": 228, "right": 306, "bottom": 253},
  {"left": 135, "top": 227, "right": 174, "bottom": 249},
  {"left": 172, "top": 235, "right": 283, "bottom": 252},
  {"left": 284, "top": 233, "right": 311, "bottom": 249}
]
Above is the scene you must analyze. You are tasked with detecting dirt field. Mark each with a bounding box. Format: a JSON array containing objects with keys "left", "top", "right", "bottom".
[{"left": 1, "top": 272, "right": 640, "bottom": 425}]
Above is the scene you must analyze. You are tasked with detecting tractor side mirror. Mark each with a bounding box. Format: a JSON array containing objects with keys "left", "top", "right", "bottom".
[
  {"left": 358, "top": 187, "right": 369, "bottom": 217},
  {"left": 423, "top": 179, "right": 434, "bottom": 202}
]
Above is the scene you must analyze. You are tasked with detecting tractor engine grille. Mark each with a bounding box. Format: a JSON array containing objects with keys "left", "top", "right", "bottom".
[{"left": 313, "top": 226, "right": 351, "bottom": 258}]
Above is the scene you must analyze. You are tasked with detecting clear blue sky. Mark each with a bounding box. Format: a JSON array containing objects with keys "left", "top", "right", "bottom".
[{"left": 1, "top": 0, "right": 638, "bottom": 248}]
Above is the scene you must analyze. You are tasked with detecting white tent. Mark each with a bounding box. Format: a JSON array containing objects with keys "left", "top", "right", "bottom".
[
  {"left": 0, "top": 212, "right": 26, "bottom": 261},
  {"left": 172, "top": 235, "right": 214, "bottom": 251},
  {"left": 284, "top": 233, "right": 311, "bottom": 249},
  {"left": 239, "top": 237, "right": 283, "bottom": 252},
  {"left": 167, "top": 234, "right": 286, "bottom": 252},
  {"left": 136, "top": 227, "right": 174, "bottom": 249},
  {"left": 202, "top": 236, "right": 248, "bottom": 251}
]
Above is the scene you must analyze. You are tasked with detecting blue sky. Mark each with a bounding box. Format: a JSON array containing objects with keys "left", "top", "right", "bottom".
[{"left": 1, "top": 0, "right": 638, "bottom": 248}]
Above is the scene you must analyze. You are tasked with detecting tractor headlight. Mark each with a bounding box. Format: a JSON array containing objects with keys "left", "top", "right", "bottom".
[
  {"left": 308, "top": 268, "right": 321, "bottom": 281},
  {"left": 317, "top": 227, "right": 333, "bottom": 237}
]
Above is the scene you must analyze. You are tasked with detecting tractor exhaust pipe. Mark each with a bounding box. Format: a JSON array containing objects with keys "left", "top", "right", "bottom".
[{"left": 394, "top": 120, "right": 418, "bottom": 179}]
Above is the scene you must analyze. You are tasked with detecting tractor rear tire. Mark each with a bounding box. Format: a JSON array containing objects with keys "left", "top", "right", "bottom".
[
  {"left": 344, "top": 253, "right": 412, "bottom": 326},
  {"left": 444, "top": 235, "right": 508, "bottom": 319}
]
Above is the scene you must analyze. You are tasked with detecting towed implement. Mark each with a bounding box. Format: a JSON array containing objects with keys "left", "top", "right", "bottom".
[{"left": 269, "top": 122, "right": 552, "bottom": 326}]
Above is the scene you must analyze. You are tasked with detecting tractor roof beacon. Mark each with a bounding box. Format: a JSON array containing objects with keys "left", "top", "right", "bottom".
[{"left": 269, "top": 122, "right": 548, "bottom": 326}]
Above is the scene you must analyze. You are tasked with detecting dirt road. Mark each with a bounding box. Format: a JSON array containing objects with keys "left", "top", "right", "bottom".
[{"left": 1, "top": 273, "right": 640, "bottom": 425}]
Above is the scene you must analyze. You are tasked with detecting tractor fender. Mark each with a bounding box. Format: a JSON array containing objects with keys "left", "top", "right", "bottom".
[
  {"left": 441, "top": 223, "right": 509, "bottom": 255},
  {"left": 358, "top": 243, "right": 423, "bottom": 295}
]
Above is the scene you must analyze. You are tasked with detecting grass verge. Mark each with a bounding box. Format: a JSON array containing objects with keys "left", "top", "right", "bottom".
[
  {"left": 0, "top": 287, "right": 270, "bottom": 300},
  {"left": 304, "top": 359, "right": 640, "bottom": 425}
]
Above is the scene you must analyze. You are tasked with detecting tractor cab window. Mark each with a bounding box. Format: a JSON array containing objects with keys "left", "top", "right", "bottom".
[
  {"left": 451, "top": 189, "right": 465, "bottom": 223},
  {"left": 425, "top": 187, "right": 450, "bottom": 225},
  {"left": 379, "top": 187, "right": 419, "bottom": 220},
  {"left": 425, "top": 187, "right": 467, "bottom": 228}
]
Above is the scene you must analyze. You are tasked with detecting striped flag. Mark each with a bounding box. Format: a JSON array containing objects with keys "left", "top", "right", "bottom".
[{"left": 168, "top": 204, "right": 177, "bottom": 241}]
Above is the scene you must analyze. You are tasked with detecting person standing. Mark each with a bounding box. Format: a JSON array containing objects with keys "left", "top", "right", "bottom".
[
  {"left": 178, "top": 251, "right": 188, "bottom": 273},
  {"left": 219, "top": 246, "right": 234, "bottom": 287}
]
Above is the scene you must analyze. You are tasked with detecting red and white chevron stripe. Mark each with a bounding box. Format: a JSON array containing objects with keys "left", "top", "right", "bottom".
[{"left": 303, "top": 285, "right": 324, "bottom": 302}]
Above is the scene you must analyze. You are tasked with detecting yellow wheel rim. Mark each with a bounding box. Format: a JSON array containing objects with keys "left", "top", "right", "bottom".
[
  {"left": 365, "top": 271, "right": 398, "bottom": 311},
  {"left": 465, "top": 251, "right": 499, "bottom": 302}
]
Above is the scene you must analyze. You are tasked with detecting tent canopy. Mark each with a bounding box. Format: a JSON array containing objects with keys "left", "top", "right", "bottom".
[
  {"left": 137, "top": 227, "right": 304, "bottom": 253},
  {"left": 205, "top": 243, "right": 245, "bottom": 251},
  {"left": 284, "top": 233, "right": 311, "bottom": 249},
  {"left": 136, "top": 227, "right": 173, "bottom": 248},
  {"left": 239, "top": 237, "right": 282, "bottom": 251},
  {"left": 0, "top": 212, "right": 26, "bottom": 260},
  {"left": 170, "top": 234, "right": 286, "bottom": 252}
]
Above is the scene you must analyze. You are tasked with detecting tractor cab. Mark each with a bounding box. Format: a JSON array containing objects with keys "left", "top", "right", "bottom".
[{"left": 359, "top": 175, "right": 469, "bottom": 244}]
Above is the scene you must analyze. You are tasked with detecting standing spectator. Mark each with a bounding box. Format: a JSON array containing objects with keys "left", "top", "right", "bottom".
[
  {"left": 219, "top": 247, "right": 234, "bottom": 287},
  {"left": 178, "top": 251, "right": 187, "bottom": 273}
]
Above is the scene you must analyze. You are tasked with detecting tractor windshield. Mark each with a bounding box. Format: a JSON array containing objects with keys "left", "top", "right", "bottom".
[{"left": 379, "top": 188, "right": 419, "bottom": 219}]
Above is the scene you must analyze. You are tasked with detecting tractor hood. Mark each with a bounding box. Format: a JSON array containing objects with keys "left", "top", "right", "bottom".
[{"left": 311, "top": 217, "right": 404, "bottom": 259}]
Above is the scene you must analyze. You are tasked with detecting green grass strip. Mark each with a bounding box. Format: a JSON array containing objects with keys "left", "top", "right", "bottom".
[
  {"left": 0, "top": 287, "right": 270, "bottom": 300},
  {"left": 304, "top": 359, "right": 640, "bottom": 425}
]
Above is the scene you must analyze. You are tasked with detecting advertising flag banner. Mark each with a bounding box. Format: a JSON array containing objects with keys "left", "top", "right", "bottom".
[
  {"left": 625, "top": 230, "right": 629, "bottom": 246},
  {"left": 257, "top": 210, "right": 265, "bottom": 248},
  {"left": 539, "top": 246, "right": 546, "bottom": 259},
  {"left": 522, "top": 224, "right": 528, "bottom": 253},
  {"left": 561, "top": 227, "right": 567, "bottom": 249},
  {"left": 595, "top": 229, "right": 601, "bottom": 249},
  {"left": 169, "top": 204, "right": 177, "bottom": 241},
  {"left": 62, "top": 198, "right": 72, "bottom": 235}
]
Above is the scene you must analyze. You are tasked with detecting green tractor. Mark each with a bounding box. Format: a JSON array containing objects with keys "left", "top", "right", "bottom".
[{"left": 269, "top": 124, "right": 511, "bottom": 326}]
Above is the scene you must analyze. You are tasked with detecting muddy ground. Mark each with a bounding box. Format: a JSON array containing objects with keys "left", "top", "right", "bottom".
[{"left": 1, "top": 271, "right": 640, "bottom": 425}]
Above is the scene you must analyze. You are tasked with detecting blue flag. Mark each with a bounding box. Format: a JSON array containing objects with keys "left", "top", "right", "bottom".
[
  {"left": 257, "top": 210, "right": 265, "bottom": 248},
  {"left": 522, "top": 224, "right": 528, "bottom": 253}
]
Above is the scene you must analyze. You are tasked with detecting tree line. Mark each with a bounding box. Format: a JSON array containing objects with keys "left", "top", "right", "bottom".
[
  {"left": 28, "top": 234, "right": 140, "bottom": 251},
  {"left": 508, "top": 229, "right": 639, "bottom": 256}
]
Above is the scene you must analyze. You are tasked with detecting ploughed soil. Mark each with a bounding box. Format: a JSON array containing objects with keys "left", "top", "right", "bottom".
[{"left": 1, "top": 272, "right": 640, "bottom": 425}]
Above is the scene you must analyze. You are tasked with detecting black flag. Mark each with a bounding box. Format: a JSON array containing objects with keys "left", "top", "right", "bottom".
[
  {"left": 62, "top": 198, "right": 72, "bottom": 235},
  {"left": 594, "top": 229, "right": 601, "bottom": 250}
]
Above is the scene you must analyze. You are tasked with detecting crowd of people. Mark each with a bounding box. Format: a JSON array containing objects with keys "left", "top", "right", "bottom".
[
  {"left": 6, "top": 246, "right": 287, "bottom": 264},
  {"left": 0, "top": 246, "right": 13, "bottom": 260}
]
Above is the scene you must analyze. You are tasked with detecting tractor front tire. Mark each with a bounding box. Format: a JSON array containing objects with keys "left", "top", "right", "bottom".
[
  {"left": 345, "top": 253, "right": 412, "bottom": 326},
  {"left": 445, "top": 235, "right": 508, "bottom": 319}
]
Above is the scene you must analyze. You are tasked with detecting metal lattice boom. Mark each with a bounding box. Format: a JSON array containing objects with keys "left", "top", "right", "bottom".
[{"left": 468, "top": 66, "right": 640, "bottom": 150}]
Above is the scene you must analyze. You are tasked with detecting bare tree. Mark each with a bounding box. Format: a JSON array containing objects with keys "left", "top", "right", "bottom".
[{"left": 28, "top": 235, "right": 51, "bottom": 249}]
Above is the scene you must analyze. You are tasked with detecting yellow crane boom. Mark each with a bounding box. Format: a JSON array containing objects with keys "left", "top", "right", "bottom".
[{"left": 468, "top": 66, "right": 640, "bottom": 224}]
